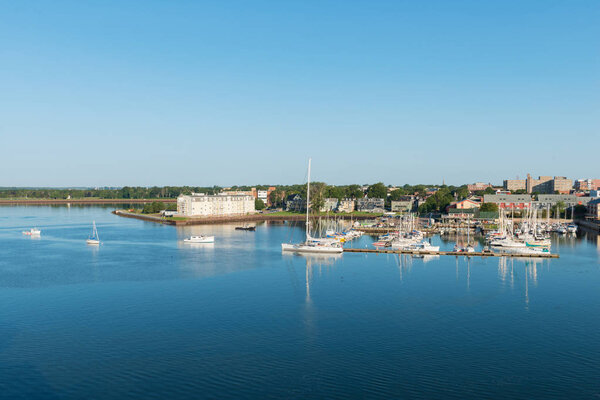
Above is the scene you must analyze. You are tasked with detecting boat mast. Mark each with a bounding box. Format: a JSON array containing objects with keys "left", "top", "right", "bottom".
[{"left": 306, "top": 158, "right": 311, "bottom": 239}]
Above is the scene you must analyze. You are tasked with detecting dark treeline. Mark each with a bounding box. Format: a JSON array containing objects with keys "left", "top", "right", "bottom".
[{"left": 0, "top": 186, "right": 222, "bottom": 199}]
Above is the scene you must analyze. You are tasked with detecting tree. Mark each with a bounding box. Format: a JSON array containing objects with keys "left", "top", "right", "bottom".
[
  {"left": 454, "top": 186, "right": 469, "bottom": 200},
  {"left": 345, "top": 184, "right": 364, "bottom": 199},
  {"left": 418, "top": 187, "right": 454, "bottom": 214},
  {"left": 366, "top": 182, "right": 387, "bottom": 199},
  {"left": 389, "top": 189, "right": 407, "bottom": 201},
  {"left": 483, "top": 187, "right": 495, "bottom": 195},
  {"left": 479, "top": 203, "right": 499, "bottom": 212},
  {"left": 255, "top": 198, "right": 265, "bottom": 210}
]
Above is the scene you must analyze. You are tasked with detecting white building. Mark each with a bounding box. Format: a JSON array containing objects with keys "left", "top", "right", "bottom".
[
  {"left": 177, "top": 193, "right": 256, "bottom": 217},
  {"left": 337, "top": 198, "right": 355, "bottom": 213},
  {"left": 320, "top": 198, "right": 339, "bottom": 212},
  {"left": 257, "top": 190, "right": 269, "bottom": 205}
]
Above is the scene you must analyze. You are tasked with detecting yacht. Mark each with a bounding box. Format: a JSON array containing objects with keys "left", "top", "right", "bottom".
[
  {"left": 407, "top": 241, "right": 440, "bottom": 252},
  {"left": 184, "top": 235, "right": 215, "bottom": 244}
]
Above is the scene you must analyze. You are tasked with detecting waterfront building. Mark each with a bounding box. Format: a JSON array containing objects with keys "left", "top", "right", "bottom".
[
  {"left": 285, "top": 194, "right": 305, "bottom": 212},
  {"left": 337, "top": 198, "right": 355, "bottom": 213},
  {"left": 483, "top": 194, "right": 532, "bottom": 209},
  {"left": 177, "top": 193, "right": 255, "bottom": 217},
  {"left": 535, "top": 195, "right": 592, "bottom": 208},
  {"left": 320, "top": 198, "right": 339, "bottom": 212},
  {"left": 391, "top": 196, "right": 414, "bottom": 213},
  {"left": 467, "top": 182, "right": 492, "bottom": 192},
  {"left": 356, "top": 198, "right": 385, "bottom": 213},
  {"left": 587, "top": 198, "right": 600, "bottom": 220}
]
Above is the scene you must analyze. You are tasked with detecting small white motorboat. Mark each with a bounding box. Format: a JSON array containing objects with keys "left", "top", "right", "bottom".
[
  {"left": 23, "top": 228, "right": 41, "bottom": 236},
  {"left": 184, "top": 235, "right": 214, "bottom": 244}
]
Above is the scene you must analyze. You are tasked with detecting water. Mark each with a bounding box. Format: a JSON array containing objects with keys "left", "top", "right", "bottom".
[{"left": 1, "top": 206, "right": 599, "bottom": 399}]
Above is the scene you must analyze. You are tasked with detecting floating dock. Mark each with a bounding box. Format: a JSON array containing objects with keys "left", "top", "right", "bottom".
[{"left": 343, "top": 248, "right": 559, "bottom": 258}]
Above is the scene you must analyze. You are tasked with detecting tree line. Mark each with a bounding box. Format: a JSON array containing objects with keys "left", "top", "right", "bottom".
[{"left": 1, "top": 182, "right": 489, "bottom": 214}]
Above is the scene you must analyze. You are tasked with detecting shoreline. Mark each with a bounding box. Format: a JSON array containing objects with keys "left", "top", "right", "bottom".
[
  {"left": 0, "top": 199, "right": 177, "bottom": 205},
  {"left": 113, "top": 210, "right": 380, "bottom": 226}
]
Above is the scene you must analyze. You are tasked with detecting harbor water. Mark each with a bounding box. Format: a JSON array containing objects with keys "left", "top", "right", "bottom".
[{"left": 1, "top": 206, "right": 599, "bottom": 399}]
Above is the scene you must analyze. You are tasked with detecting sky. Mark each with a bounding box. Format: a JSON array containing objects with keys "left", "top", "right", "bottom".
[{"left": 1, "top": 0, "right": 598, "bottom": 187}]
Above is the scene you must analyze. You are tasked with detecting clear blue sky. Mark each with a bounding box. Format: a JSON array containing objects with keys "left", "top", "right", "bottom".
[{"left": 1, "top": 0, "right": 598, "bottom": 187}]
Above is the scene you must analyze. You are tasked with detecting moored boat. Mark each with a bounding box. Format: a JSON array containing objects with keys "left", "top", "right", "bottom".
[
  {"left": 184, "top": 235, "right": 215, "bottom": 243},
  {"left": 23, "top": 227, "right": 41, "bottom": 236},
  {"left": 86, "top": 221, "right": 100, "bottom": 245}
]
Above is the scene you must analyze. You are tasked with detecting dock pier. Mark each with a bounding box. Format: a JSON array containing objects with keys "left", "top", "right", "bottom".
[{"left": 343, "top": 248, "right": 558, "bottom": 258}]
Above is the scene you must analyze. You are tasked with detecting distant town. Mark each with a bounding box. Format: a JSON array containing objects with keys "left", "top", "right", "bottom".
[{"left": 2, "top": 173, "right": 600, "bottom": 230}]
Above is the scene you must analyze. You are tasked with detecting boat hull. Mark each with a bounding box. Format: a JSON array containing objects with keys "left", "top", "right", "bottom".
[
  {"left": 281, "top": 243, "right": 343, "bottom": 254},
  {"left": 184, "top": 236, "right": 214, "bottom": 244}
]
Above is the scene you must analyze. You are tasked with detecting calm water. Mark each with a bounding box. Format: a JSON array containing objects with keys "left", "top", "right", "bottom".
[{"left": 1, "top": 206, "right": 600, "bottom": 399}]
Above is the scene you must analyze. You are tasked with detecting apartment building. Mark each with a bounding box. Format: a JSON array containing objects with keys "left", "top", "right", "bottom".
[{"left": 177, "top": 193, "right": 256, "bottom": 217}]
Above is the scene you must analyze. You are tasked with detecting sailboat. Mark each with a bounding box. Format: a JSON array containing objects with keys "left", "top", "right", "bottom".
[
  {"left": 281, "top": 158, "right": 343, "bottom": 254},
  {"left": 86, "top": 221, "right": 100, "bottom": 245}
]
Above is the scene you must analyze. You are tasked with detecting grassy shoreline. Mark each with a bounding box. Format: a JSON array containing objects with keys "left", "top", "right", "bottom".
[{"left": 114, "top": 209, "right": 383, "bottom": 226}]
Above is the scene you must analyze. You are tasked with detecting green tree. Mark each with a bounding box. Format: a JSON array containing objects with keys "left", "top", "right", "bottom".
[
  {"left": 345, "top": 184, "right": 364, "bottom": 199},
  {"left": 454, "top": 186, "right": 469, "bottom": 200},
  {"left": 389, "top": 189, "right": 407, "bottom": 201},
  {"left": 255, "top": 198, "right": 265, "bottom": 210},
  {"left": 366, "top": 182, "right": 387, "bottom": 199},
  {"left": 483, "top": 187, "right": 495, "bottom": 195},
  {"left": 479, "top": 203, "right": 499, "bottom": 212}
]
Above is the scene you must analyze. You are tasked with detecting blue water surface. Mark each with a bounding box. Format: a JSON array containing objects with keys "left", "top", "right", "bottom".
[{"left": 1, "top": 205, "right": 599, "bottom": 399}]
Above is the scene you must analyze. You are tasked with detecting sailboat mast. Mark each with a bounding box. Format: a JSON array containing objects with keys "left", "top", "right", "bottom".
[{"left": 306, "top": 158, "right": 311, "bottom": 238}]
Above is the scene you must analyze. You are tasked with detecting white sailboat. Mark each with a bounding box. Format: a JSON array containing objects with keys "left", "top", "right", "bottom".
[
  {"left": 281, "top": 158, "right": 343, "bottom": 254},
  {"left": 86, "top": 221, "right": 100, "bottom": 245}
]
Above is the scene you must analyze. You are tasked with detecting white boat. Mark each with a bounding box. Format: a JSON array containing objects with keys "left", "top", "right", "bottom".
[
  {"left": 490, "top": 237, "right": 527, "bottom": 249},
  {"left": 567, "top": 224, "right": 577, "bottom": 234},
  {"left": 23, "top": 227, "right": 41, "bottom": 236},
  {"left": 454, "top": 244, "right": 475, "bottom": 253},
  {"left": 86, "top": 221, "right": 100, "bottom": 245},
  {"left": 407, "top": 241, "right": 440, "bottom": 252},
  {"left": 184, "top": 235, "right": 215, "bottom": 244},
  {"left": 282, "top": 158, "right": 343, "bottom": 254}
]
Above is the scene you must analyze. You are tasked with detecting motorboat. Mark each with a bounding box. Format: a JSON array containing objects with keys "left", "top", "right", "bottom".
[
  {"left": 567, "top": 224, "right": 577, "bottom": 234},
  {"left": 184, "top": 235, "right": 215, "bottom": 243},
  {"left": 23, "top": 228, "right": 41, "bottom": 236},
  {"left": 235, "top": 226, "right": 256, "bottom": 231}
]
